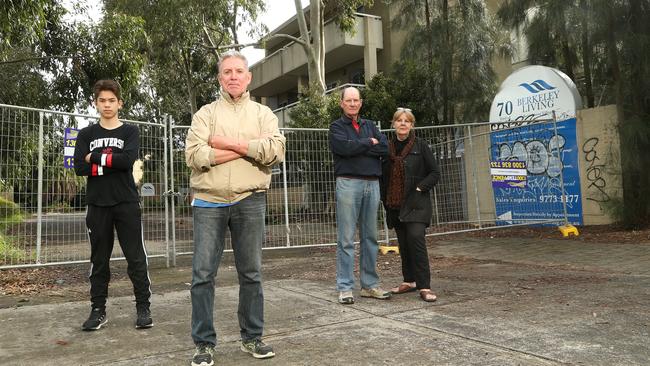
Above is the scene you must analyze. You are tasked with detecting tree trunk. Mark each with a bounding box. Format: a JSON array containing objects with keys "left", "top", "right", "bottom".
[
  {"left": 441, "top": 0, "right": 450, "bottom": 124},
  {"left": 424, "top": 0, "right": 440, "bottom": 125},
  {"left": 295, "top": 0, "right": 326, "bottom": 95},
  {"left": 628, "top": 0, "right": 646, "bottom": 115},
  {"left": 182, "top": 50, "right": 198, "bottom": 114},
  {"left": 579, "top": 0, "right": 594, "bottom": 107},
  {"left": 558, "top": 10, "right": 575, "bottom": 81},
  {"left": 231, "top": 2, "right": 239, "bottom": 47}
]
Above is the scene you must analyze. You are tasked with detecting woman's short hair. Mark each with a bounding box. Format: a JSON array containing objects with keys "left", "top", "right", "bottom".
[{"left": 392, "top": 108, "right": 416, "bottom": 125}]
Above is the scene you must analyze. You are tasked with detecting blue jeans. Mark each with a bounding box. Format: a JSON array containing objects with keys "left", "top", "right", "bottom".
[
  {"left": 190, "top": 192, "right": 266, "bottom": 346},
  {"left": 335, "top": 177, "right": 381, "bottom": 291}
]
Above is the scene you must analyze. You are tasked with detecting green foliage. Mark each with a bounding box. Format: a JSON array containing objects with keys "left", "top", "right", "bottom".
[
  {"left": 83, "top": 14, "right": 149, "bottom": 102},
  {"left": 0, "top": 197, "right": 27, "bottom": 264},
  {"left": 0, "top": 1, "right": 149, "bottom": 113},
  {"left": 0, "top": 234, "right": 28, "bottom": 263},
  {"left": 363, "top": 62, "right": 447, "bottom": 127},
  {"left": 106, "top": 0, "right": 266, "bottom": 124},
  {"left": 0, "top": 0, "right": 49, "bottom": 54},
  {"left": 327, "top": 0, "right": 375, "bottom": 34},
  {"left": 389, "top": 0, "right": 506, "bottom": 124},
  {"left": 0, "top": 197, "right": 22, "bottom": 226},
  {"left": 0, "top": 1, "right": 66, "bottom": 108},
  {"left": 361, "top": 72, "right": 399, "bottom": 127},
  {"left": 288, "top": 84, "right": 340, "bottom": 129},
  {"left": 617, "top": 113, "right": 650, "bottom": 227}
]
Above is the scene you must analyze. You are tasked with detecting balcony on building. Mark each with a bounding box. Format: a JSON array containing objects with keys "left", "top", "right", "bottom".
[{"left": 249, "top": 12, "right": 383, "bottom": 126}]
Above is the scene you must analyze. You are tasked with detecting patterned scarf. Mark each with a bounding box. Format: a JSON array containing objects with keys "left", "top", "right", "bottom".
[{"left": 386, "top": 132, "right": 416, "bottom": 209}]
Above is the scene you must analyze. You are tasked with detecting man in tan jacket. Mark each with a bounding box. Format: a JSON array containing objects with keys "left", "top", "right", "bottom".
[{"left": 185, "top": 50, "right": 285, "bottom": 366}]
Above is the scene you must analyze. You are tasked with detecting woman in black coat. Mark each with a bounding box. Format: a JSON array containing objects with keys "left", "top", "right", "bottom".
[{"left": 381, "top": 108, "right": 440, "bottom": 302}]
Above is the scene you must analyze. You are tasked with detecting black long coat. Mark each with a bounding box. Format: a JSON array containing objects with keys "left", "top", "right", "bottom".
[{"left": 380, "top": 137, "right": 441, "bottom": 229}]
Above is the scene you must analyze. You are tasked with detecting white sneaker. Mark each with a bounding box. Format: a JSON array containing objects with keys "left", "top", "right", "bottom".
[{"left": 338, "top": 291, "right": 354, "bottom": 304}]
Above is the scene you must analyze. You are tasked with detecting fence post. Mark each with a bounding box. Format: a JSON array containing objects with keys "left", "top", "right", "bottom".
[
  {"left": 36, "top": 112, "right": 44, "bottom": 264},
  {"left": 161, "top": 114, "right": 170, "bottom": 267},
  {"left": 467, "top": 125, "right": 483, "bottom": 228},
  {"left": 166, "top": 115, "right": 177, "bottom": 267},
  {"left": 381, "top": 206, "right": 390, "bottom": 245},
  {"left": 281, "top": 130, "right": 291, "bottom": 247},
  {"left": 552, "top": 111, "right": 570, "bottom": 226},
  {"left": 432, "top": 186, "right": 440, "bottom": 225}
]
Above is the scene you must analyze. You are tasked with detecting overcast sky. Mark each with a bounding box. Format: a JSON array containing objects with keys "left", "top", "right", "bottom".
[{"left": 241, "top": 0, "right": 309, "bottom": 65}]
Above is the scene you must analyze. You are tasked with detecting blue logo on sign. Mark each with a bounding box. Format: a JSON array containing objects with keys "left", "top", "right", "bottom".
[{"left": 518, "top": 80, "right": 557, "bottom": 94}]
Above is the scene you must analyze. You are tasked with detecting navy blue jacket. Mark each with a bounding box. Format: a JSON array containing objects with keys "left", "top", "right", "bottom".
[{"left": 329, "top": 115, "right": 388, "bottom": 178}]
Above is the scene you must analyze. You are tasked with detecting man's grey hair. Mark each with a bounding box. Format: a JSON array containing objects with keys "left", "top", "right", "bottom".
[{"left": 218, "top": 50, "right": 249, "bottom": 72}]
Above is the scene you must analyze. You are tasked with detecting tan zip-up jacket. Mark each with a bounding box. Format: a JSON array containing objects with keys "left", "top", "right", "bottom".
[{"left": 185, "top": 90, "right": 286, "bottom": 203}]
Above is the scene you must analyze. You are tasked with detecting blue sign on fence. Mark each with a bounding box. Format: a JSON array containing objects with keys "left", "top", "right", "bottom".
[
  {"left": 64, "top": 128, "right": 78, "bottom": 168},
  {"left": 490, "top": 119, "right": 583, "bottom": 225}
]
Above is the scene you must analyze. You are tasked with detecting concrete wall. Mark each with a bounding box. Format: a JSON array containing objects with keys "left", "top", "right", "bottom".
[
  {"left": 464, "top": 125, "right": 497, "bottom": 225},
  {"left": 576, "top": 105, "right": 623, "bottom": 225}
]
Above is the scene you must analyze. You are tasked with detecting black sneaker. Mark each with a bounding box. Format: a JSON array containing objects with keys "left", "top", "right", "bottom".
[
  {"left": 135, "top": 305, "right": 153, "bottom": 329},
  {"left": 191, "top": 343, "right": 215, "bottom": 366},
  {"left": 240, "top": 339, "right": 275, "bottom": 359},
  {"left": 82, "top": 307, "right": 107, "bottom": 331}
]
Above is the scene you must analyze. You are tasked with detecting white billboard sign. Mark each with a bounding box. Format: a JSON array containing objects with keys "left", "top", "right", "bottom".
[{"left": 489, "top": 65, "right": 582, "bottom": 131}]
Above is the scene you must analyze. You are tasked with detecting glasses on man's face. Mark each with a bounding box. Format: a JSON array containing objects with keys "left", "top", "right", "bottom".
[{"left": 396, "top": 107, "right": 412, "bottom": 112}]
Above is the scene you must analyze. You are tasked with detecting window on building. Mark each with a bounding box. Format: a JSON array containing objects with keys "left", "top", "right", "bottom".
[{"left": 350, "top": 70, "right": 365, "bottom": 85}]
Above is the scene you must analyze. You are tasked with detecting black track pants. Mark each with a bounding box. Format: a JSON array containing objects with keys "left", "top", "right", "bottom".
[{"left": 86, "top": 202, "right": 151, "bottom": 309}]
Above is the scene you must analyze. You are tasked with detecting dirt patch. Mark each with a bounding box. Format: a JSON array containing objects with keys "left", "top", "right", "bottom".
[
  {"left": 1, "top": 224, "right": 648, "bottom": 307},
  {"left": 439, "top": 224, "right": 650, "bottom": 244}
]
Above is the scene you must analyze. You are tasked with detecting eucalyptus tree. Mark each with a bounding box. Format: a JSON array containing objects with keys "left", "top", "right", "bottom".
[
  {"left": 1, "top": 1, "right": 151, "bottom": 211},
  {"left": 0, "top": 0, "right": 50, "bottom": 56},
  {"left": 255, "top": 0, "right": 375, "bottom": 96},
  {"left": 105, "top": 0, "right": 266, "bottom": 124}
]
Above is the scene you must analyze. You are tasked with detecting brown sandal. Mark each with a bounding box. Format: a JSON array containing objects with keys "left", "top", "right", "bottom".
[
  {"left": 391, "top": 283, "right": 417, "bottom": 294},
  {"left": 419, "top": 289, "right": 437, "bottom": 302}
]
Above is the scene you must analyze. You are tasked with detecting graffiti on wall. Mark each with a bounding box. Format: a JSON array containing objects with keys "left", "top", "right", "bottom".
[{"left": 582, "top": 137, "right": 611, "bottom": 203}]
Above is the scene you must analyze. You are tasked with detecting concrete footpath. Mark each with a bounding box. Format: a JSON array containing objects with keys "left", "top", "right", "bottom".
[{"left": 1, "top": 237, "right": 649, "bottom": 365}]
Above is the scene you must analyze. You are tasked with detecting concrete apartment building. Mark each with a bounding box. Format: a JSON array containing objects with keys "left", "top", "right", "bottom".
[{"left": 248, "top": 1, "right": 509, "bottom": 126}]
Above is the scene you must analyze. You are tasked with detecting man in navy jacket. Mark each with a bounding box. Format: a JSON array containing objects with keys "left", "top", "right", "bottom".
[{"left": 329, "top": 87, "right": 391, "bottom": 304}]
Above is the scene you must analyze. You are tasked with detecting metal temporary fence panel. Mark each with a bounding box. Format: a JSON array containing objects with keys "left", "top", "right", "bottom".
[
  {"left": 167, "top": 121, "right": 569, "bottom": 257},
  {"left": 168, "top": 124, "right": 194, "bottom": 258},
  {"left": 0, "top": 104, "right": 168, "bottom": 268},
  {"left": 390, "top": 120, "right": 568, "bottom": 239},
  {"left": 272, "top": 128, "right": 338, "bottom": 248},
  {"left": 168, "top": 126, "right": 343, "bottom": 258},
  {"left": 1, "top": 102, "right": 570, "bottom": 268}
]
